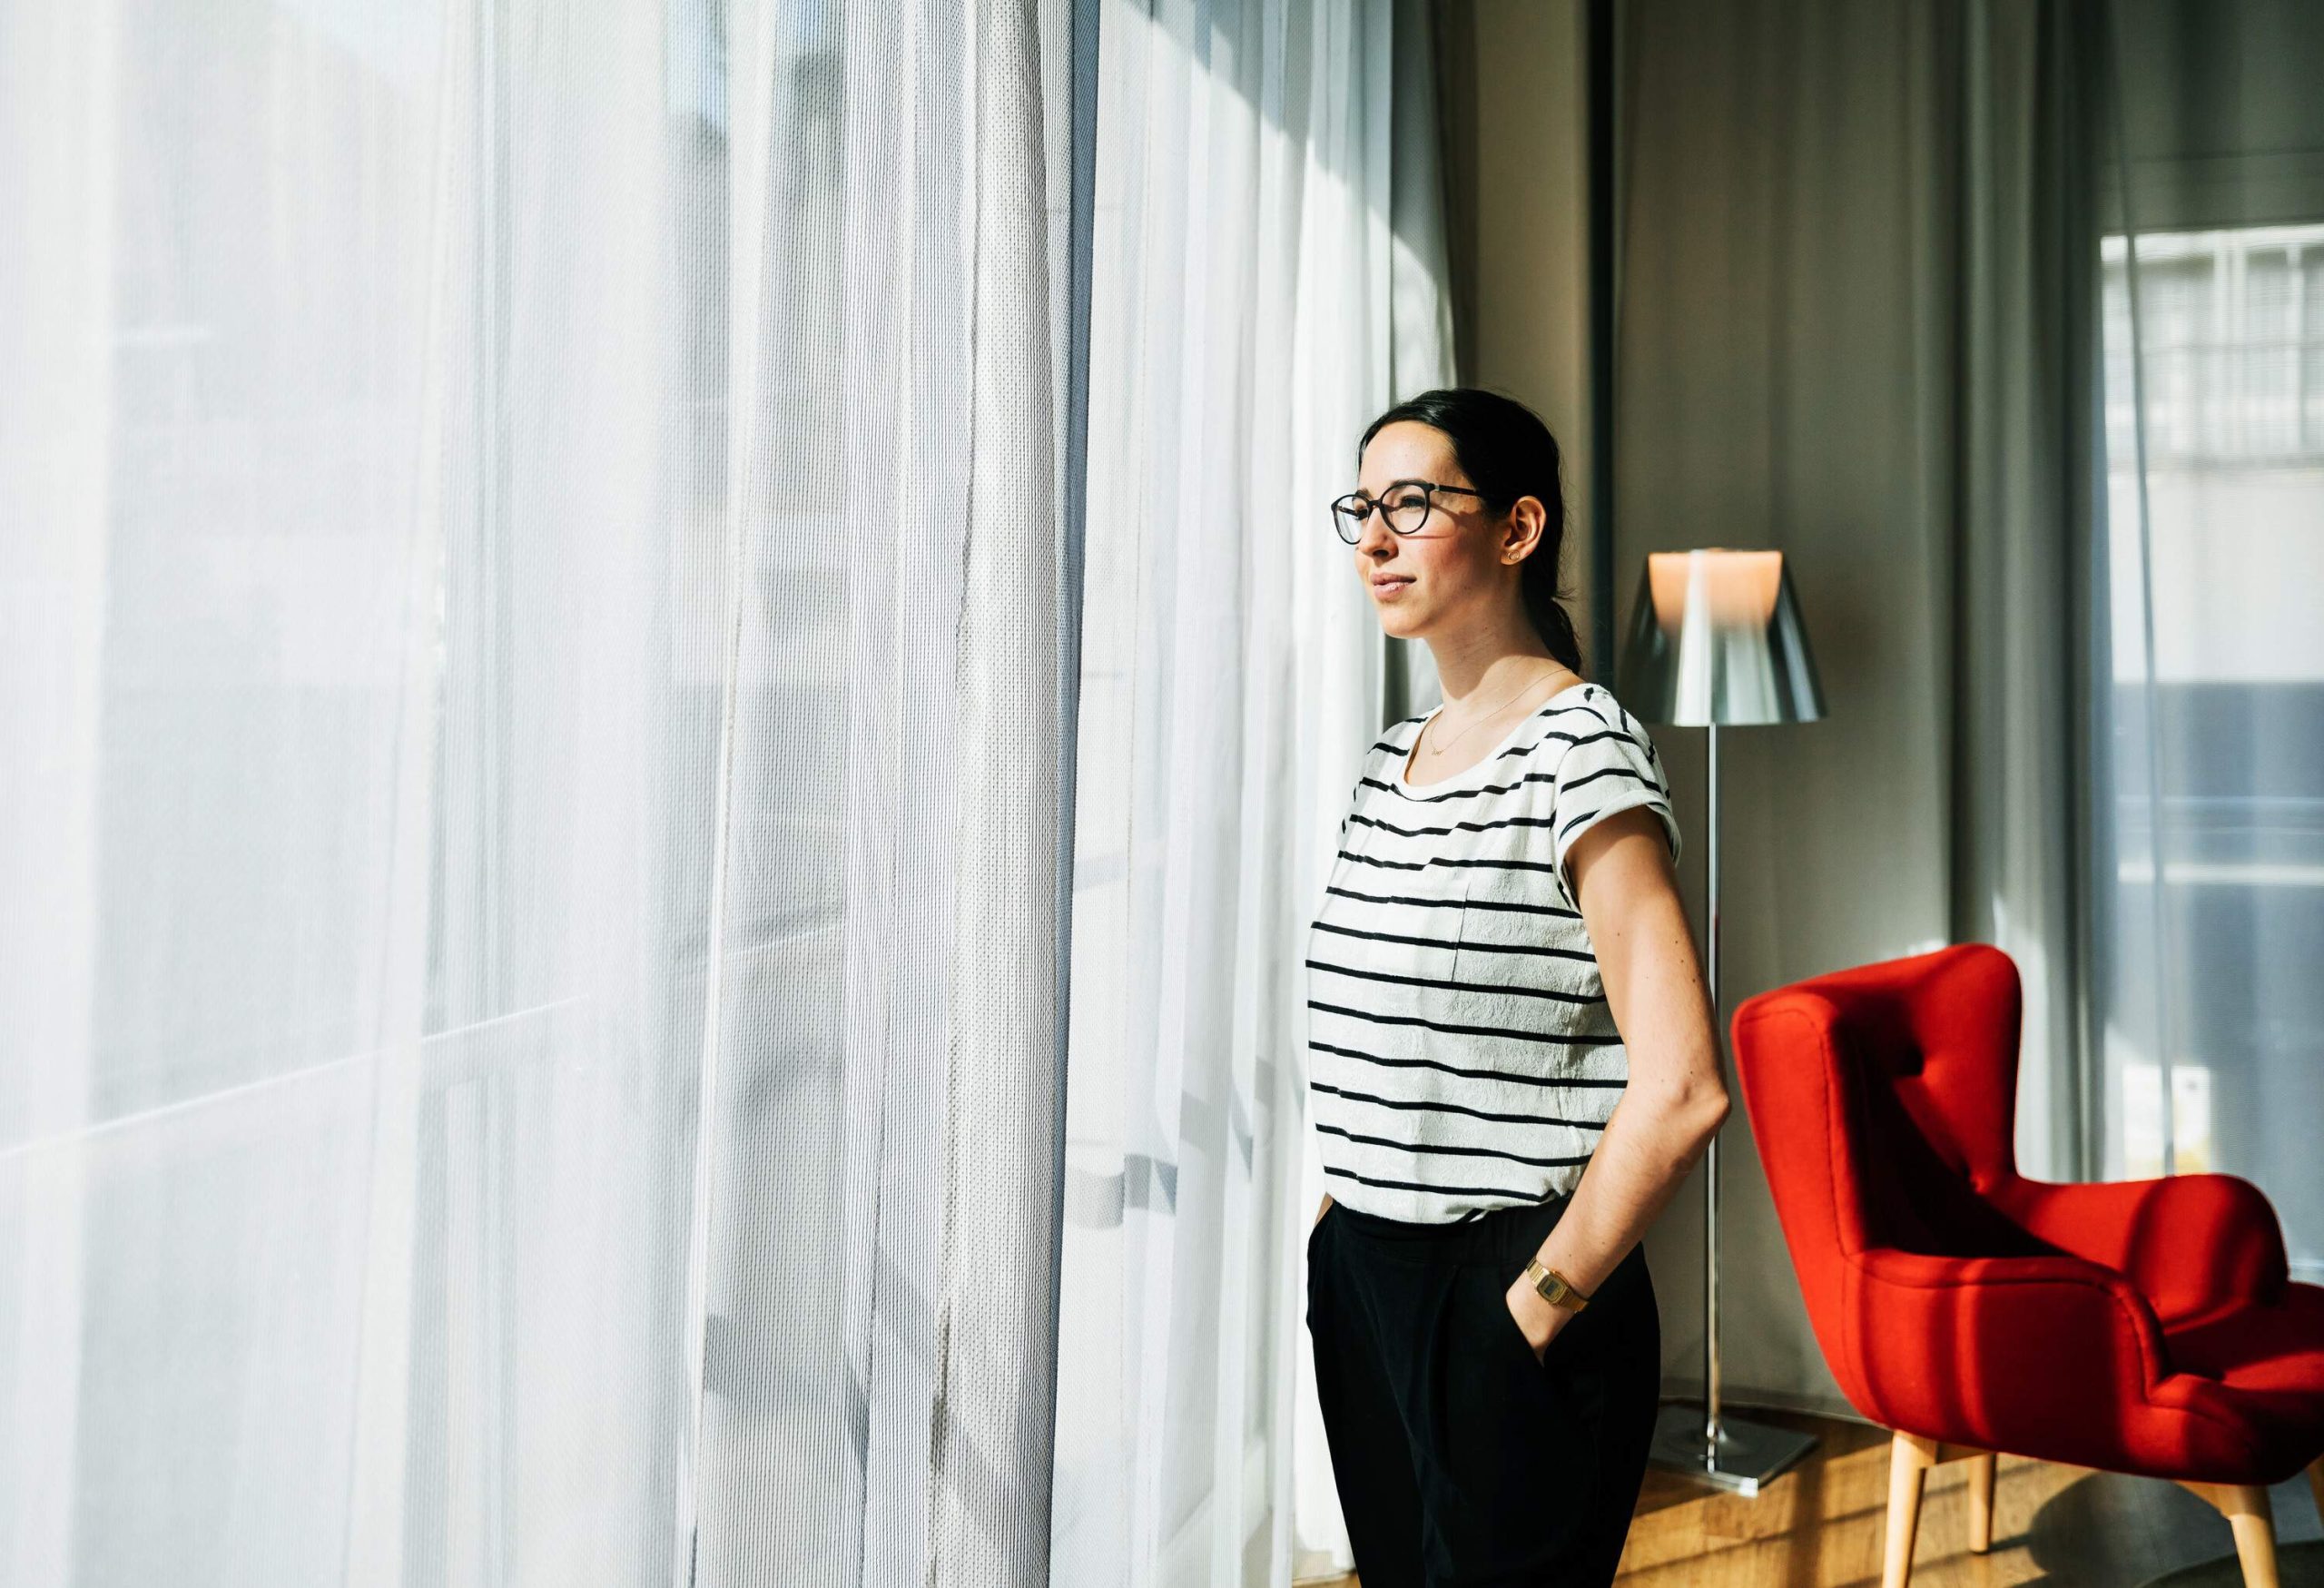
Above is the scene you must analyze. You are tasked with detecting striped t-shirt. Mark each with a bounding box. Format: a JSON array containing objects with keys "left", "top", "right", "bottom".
[{"left": 1305, "top": 681, "right": 1682, "bottom": 1224}]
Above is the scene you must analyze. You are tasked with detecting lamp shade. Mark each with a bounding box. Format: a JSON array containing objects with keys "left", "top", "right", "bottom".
[{"left": 1617, "top": 547, "right": 1826, "bottom": 728}]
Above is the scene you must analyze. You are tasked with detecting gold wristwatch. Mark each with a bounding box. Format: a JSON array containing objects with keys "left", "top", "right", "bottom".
[{"left": 1521, "top": 1258, "right": 1592, "bottom": 1312}]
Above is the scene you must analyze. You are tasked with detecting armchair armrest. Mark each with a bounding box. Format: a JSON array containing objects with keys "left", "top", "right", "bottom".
[
  {"left": 1846, "top": 1247, "right": 2176, "bottom": 1462},
  {"left": 1987, "top": 1172, "right": 2289, "bottom": 1324}
]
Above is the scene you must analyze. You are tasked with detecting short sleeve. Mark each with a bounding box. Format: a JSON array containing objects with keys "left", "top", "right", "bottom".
[{"left": 1550, "top": 705, "right": 1680, "bottom": 896}]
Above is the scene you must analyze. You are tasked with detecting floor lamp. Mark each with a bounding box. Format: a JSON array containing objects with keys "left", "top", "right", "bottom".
[{"left": 1619, "top": 547, "right": 1827, "bottom": 1495}]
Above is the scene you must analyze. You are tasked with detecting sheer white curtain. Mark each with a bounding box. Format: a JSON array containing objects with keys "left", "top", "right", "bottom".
[
  {"left": 0, "top": 0, "right": 1082, "bottom": 1583},
  {"left": 1050, "top": 1, "right": 1449, "bottom": 1582}
]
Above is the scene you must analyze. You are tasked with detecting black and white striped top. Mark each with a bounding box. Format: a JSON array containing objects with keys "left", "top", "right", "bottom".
[{"left": 1305, "top": 681, "right": 1682, "bottom": 1224}]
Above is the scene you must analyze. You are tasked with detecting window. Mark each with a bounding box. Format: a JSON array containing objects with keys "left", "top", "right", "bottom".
[{"left": 2099, "top": 224, "right": 2324, "bottom": 1283}]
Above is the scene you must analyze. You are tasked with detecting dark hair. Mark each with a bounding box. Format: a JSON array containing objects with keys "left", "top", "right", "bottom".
[{"left": 1355, "top": 387, "right": 1585, "bottom": 676}]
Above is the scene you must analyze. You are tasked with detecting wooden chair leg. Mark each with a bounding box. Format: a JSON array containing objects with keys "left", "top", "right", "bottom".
[
  {"left": 1965, "top": 1448, "right": 1996, "bottom": 1553},
  {"left": 2176, "top": 1479, "right": 2280, "bottom": 1588},
  {"left": 2308, "top": 1456, "right": 2324, "bottom": 1528},
  {"left": 1884, "top": 1431, "right": 1937, "bottom": 1588}
]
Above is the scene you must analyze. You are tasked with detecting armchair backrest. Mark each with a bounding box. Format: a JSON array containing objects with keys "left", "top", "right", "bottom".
[{"left": 1730, "top": 943, "right": 2057, "bottom": 1371}]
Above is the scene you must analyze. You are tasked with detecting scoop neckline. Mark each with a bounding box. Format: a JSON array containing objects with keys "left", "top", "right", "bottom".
[{"left": 1394, "top": 681, "right": 1598, "bottom": 794}]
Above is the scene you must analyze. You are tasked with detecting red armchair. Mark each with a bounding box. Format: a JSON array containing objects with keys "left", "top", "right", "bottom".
[{"left": 1730, "top": 942, "right": 2324, "bottom": 1587}]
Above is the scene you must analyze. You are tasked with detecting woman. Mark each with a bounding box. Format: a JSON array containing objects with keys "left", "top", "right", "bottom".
[{"left": 1304, "top": 388, "right": 1729, "bottom": 1584}]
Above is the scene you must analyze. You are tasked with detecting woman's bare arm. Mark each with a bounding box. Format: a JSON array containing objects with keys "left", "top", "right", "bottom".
[{"left": 1505, "top": 804, "right": 1728, "bottom": 1342}]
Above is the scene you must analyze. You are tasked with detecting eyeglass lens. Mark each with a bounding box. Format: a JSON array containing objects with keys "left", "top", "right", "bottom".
[{"left": 1333, "top": 485, "right": 1432, "bottom": 542}]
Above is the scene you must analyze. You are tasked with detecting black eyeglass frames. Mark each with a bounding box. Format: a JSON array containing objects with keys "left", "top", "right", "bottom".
[{"left": 1330, "top": 479, "right": 1490, "bottom": 544}]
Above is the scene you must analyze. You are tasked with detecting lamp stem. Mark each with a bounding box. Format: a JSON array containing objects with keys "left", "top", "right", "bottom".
[{"left": 1704, "top": 722, "right": 1722, "bottom": 1444}]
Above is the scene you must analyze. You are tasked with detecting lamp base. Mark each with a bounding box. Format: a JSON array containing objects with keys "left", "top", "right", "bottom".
[{"left": 1646, "top": 1400, "right": 1819, "bottom": 1496}]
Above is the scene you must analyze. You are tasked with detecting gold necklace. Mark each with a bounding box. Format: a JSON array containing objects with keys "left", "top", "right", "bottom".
[{"left": 1421, "top": 667, "right": 1568, "bottom": 759}]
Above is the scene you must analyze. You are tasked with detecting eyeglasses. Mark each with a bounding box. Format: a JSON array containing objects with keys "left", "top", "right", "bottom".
[{"left": 1330, "top": 479, "right": 1491, "bottom": 544}]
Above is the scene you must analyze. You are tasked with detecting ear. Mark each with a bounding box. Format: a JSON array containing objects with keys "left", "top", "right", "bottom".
[{"left": 1501, "top": 494, "right": 1549, "bottom": 564}]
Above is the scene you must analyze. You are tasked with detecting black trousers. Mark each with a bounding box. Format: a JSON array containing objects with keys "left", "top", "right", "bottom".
[{"left": 1305, "top": 1191, "right": 1660, "bottom": 1586}]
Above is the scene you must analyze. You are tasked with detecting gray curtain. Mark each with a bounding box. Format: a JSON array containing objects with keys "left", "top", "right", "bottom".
[{"left": 1611, "top": 0, "right": 2106, "bottom": 1413}]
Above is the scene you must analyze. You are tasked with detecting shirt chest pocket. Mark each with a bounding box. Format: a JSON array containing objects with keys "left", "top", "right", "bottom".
[
  {"left": 1354, "top": 845, "right": 1465, "bottom": 990},
  {"left": 1352, "top": 805, "right": 1472, "bottom": 985}
]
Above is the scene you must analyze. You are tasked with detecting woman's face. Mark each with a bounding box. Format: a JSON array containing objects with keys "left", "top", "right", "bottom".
[{"left": 1349, "top": 420, "right": 1505, "bottom": 640}]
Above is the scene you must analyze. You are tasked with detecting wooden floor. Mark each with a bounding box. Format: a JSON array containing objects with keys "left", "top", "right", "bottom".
[{"left": 1304, "top": 1405, "right": 2324, "bottom": 1586}]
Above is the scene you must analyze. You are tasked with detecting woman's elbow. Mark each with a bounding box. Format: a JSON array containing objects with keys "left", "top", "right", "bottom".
[
  {"left": 1636, "top": 1070, "right": 1730, "bottom": 1150},
  {"left": 1679, "top": 1082, "right": 1731, "bottom": 1149},
  {"left": 1696, "top": 1081, "right": 1733, "bottom": 1141}
]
